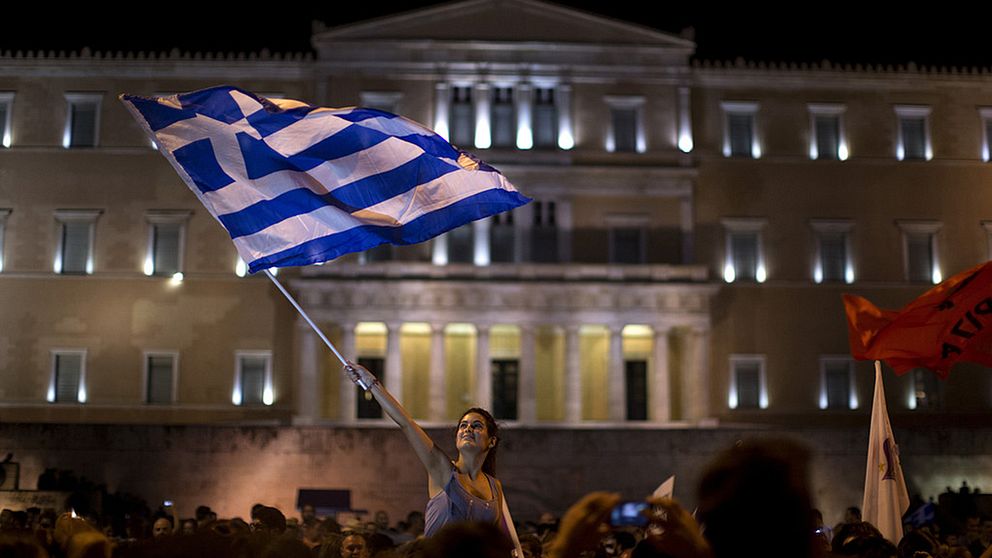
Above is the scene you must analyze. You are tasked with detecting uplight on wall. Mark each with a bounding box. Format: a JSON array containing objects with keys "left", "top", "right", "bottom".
[{"left": 755, "top": 264, "right": 767, "bottom": 283}]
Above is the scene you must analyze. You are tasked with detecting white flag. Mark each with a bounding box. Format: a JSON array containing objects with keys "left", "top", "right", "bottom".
[{"left": 862, "top": 360, "right": 910, "bottom": 543}]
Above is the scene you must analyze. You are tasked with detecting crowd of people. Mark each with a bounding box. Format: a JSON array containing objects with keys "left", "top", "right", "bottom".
[{"left": 1, "top": 438, "right": 991, "bottom": 558}]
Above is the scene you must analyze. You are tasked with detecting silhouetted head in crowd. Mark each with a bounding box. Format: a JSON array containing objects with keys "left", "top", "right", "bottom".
[
  {"left": 697, "top": 438, "right": 816, "bottom": 558},
  {"left": 195, "top": 505, "right": 214, "bottom": 527},
  {"left": 406, "top": 512, "right": 425, "bottom": 536},
  {"left": 898, "top": 529, "right": 938, "bottom": 558},
  {"left": 520, "top": 533, "right": 543, "bottom": 558},
  {"left": 845, "top": 506, "right": 862, "bottom": 524},
  {"left": 301, "top": 503, "right": 317, "bottom": 525},
  {"left": 832, "top": 521, "right": 895, "bottom": 556},
  {"left": 152, "top": 517, "right": 172, "bottom": 538},
  {"left": 374, "top": 510, "right": 390, "bottom": 531},
  {"left": 423, "top": 521, "right": 513, "bottom": 558},
  {"left": 252, "top": 506, "right": 286, "bottom": 535},
  {"left": 340, "top": 532, "right": 369, "bottom": 558},
  {"left": 180, "top": 518, "right": 196, "bottom": 536}
]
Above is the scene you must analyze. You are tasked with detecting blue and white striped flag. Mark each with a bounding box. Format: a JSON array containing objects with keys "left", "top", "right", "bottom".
[{"left": 120, "top": 86, "right": 529, "bottom": 274}]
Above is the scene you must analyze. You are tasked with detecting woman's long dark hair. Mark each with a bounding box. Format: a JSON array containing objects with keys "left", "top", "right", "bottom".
[{"left": 457, "top": 407, "right": 499, "bottom": 477}]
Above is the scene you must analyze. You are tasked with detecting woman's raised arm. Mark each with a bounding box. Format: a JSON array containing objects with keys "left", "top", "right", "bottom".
[{"left": 346, "top": 363, "right": 452, "bottom": 491}]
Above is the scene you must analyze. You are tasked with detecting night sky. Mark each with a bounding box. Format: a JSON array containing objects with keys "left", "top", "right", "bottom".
[{"left": 7, "top": 3, "right": 992, "bottom": 68}]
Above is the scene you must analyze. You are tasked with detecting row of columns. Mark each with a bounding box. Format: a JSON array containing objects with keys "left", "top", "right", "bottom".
[
  {"left": 431, "top": 206, "right": 573, "bottom": 266},
  {"left": 297, "top": 320, "right": 710, "bottom": 425},
  {"left": 434, "top": 82, "right": 574, "bottom": 150}
]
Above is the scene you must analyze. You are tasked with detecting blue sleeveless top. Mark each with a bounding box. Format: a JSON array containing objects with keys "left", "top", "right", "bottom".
[{"left": 424, "top": 468, "right": 501, "bottom": 536}]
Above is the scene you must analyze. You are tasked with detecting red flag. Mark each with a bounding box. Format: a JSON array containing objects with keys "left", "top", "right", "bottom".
[{"left": 844, "top": 261, "right": 992, "bottom": 377}]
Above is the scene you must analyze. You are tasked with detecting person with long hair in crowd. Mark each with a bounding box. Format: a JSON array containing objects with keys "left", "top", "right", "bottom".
[{"left": 346, "top": 362, "right": 521, "bottom": 554}]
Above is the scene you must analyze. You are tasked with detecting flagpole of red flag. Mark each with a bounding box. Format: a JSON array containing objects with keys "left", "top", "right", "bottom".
[{"left": 263, "top": 270, "right": 370, "bottom": 389}]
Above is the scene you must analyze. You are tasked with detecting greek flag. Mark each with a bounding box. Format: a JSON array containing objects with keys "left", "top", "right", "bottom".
[{"left": 120, "top": 86, "right": 529, "bottom": 274}]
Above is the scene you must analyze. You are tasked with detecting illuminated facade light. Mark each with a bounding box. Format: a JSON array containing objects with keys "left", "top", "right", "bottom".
[
  {"left": 845, "top": 265, "right": 855, "bottom": 284},
  {"left": 235, "top": 258, "right": 247, "bottom": 278},
  {"left": 755, "top": 264, "right": 767, "bottom": 283},
  {"left": 558, "top": 130, "right": 574, "bottom": 150},
  {"left": 932, "top": 267, "right": 942, "bottom": 285},
  {"left": 838, "top": 142, "right": 849, "bottom": 161},
  {"left": 170, "top": 272, "right": 184, "bottom": 284},
  {"left": 474, "top": 85, "right": 491, "bottom": 149},
  {"left": 143, "top": 258, "right": 154, "bottom": 277},
  {"left": 516, "top": 125, "right": 533, "bottom": 150},
  {"left": 677, "top": 86, "right": 693, "bottom": 153},
  {"left": 434, "top": 83, "right": 450, "bottom": 141},
  {"left": 723, "top": 263, "right": 736, "bottom": 283}
]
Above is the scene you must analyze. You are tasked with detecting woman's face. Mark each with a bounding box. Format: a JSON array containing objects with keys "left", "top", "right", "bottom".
[{"left": 456, "top": 412, "right": 494, "bottom": 454}]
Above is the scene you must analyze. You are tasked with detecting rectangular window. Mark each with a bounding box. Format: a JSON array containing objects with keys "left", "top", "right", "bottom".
[
  {"left": 982, "top": 108, "right": 992, "bottom": 162},
  {"left": 625, "top": 359, "right": 648, "bottom": 421},
  {"left": 722, "top": 218, "right": 767, "bottom": 283},
  {"left": 811, "top": 220, "right": 853, "bottom": 284},
  {"left": 145, "top": 210, "right": 191, "bottom": 276},
  {"left": 491, "top": 359, "right": 519, "bottom": 421},
  {"left": 906, "top": 233, "right": 934, "bottom": 282},
  {"left": 356, "top": 357, "right": 385, "bottom": 419},
  {"left": 729, "top": 355, "right": 766, "bottom": 410},
  {"left": 363, "top": 244, "right": 393, "bottom": 263},
  {"left": 50, "top": 350, "right": 86, "bottom": 403},
  {"left": 820, "top": 357, "right": 855, "bottom": 410},
  {"left": 151, "top": 223, "right": 181, "bottom": 275},
  {"left": 809, "top": 104, "right": 847, "bottom": 161},
  {"left": 145, "top": 353, "right": 177, "bottom": 404},
  {"left": 530, "top": 200, "right": 559, "bottom": 263},
  {"left": 606, "top": 96, "right": 644, "bottom": 153},
  {"left": 234, "top": 352, "right": 272, "bottom": 406},
  {"left": 54, "top": 210, "right": 101, "bottom": 275},
  {"left": 899, "top": 220, "right": 941, "bottom": 284},
  {"left": 610, "top": 227, "right": 645, "bottom": 264},
  {"left": 447, "top": 224, "right": 474, "bottom": 264},
  {"left": 612, "top": 108, "right": 637, "bottom": 152},
  {"left": 895, "top": 105, "right": 931, "bottom": 161},
  {"left": 360, "top": 91, "right": 402, "bottom": 114},
  {"left": 490, "top": 87, "right": 515, "bottom": 148},
  {"left": 912, "top": 368, "right": 943, "bottom": 410},
  {"left": 490, "top": 212, "right": 515, "bottom": 263},
  {"left": 533, "top": 87, "right": 558, "bottom": 148},
  {"left": 0, "top": 92, "right": 13, "bottom": 148},
  {"left": 449, "top": 86, "right": 475, "bottom": 148},
  {"left": 0, "top": 209, "right": 9, "bottom": 273},
  {"left": 722, "top": 101, "right": 759, "bottom": 158},
  {"left": 64, "top": 93, "right": 102, "bottom": 148}
]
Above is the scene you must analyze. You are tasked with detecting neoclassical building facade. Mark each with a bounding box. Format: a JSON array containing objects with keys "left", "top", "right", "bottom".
[{"left": 1, "top": 0, "right": 992, "bottom": 430}]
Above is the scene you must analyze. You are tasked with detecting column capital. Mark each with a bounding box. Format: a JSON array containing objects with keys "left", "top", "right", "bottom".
[{"left": 385, "top": 320, "right": 404, "bottom": 332}]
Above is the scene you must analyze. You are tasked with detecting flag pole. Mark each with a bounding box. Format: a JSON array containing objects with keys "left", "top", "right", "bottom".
[{"left": 263, "top": 269, "right": 369, "bottom": 388}]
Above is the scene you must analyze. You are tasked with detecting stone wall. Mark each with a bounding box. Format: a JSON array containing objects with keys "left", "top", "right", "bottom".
[{"left": 1, "top": 423, "right": 989, "bottom": 527}]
